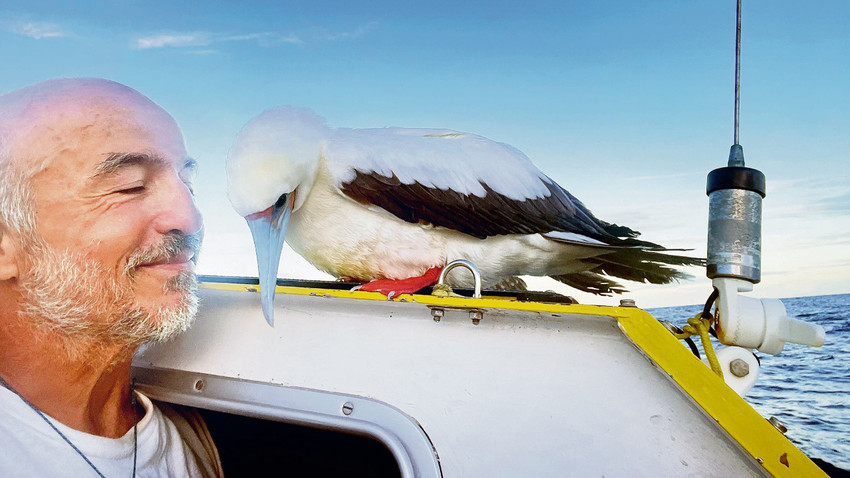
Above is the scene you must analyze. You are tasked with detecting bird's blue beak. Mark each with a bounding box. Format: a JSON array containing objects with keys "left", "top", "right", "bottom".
[{"left": 246, "top": 193, "right": 292, "bottom": 326}]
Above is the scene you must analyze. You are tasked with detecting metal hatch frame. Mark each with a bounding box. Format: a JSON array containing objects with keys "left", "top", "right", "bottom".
[{"left": 133, "top": 365, "right": 443, "bottom": 478}]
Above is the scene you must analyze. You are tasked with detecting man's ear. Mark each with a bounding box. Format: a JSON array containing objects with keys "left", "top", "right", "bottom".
[{"left": 0, "top": 227, "right": 20, "bottom": 281}]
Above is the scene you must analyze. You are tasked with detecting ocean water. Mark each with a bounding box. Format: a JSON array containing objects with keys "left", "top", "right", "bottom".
[{"left": 649, "top": 293, "right": 850, "bottom": 471}]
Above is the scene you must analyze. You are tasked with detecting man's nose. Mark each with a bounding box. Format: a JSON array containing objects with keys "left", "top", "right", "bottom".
[{"left": 153, "top": 174, "right": 203, "bottom": 236}]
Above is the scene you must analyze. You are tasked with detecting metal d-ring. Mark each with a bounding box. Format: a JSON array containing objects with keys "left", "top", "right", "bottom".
[{"left": 437, "top": 259, "right": 482, "bottom": 299}]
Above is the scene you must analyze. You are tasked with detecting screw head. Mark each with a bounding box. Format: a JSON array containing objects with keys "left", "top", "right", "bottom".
[
  {"left": 470, "top": 310, "right": 483, "bottom": 325},
  {"left": 729, "top": 358, "right": 750, "bottom": 377},
  {"left": 431, "top": 308, "right": 444, "bottom": 322},
  {"left": 342, "top": 402, "right": 354, "bottom": 416},
  {"left": 619, "top": 299, "right": 637, "bottom": 307}
]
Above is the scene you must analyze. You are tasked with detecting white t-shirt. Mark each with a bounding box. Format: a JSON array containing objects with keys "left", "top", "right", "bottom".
[{"left": 0, "top": 385, "right": 220, "bottom": 477}]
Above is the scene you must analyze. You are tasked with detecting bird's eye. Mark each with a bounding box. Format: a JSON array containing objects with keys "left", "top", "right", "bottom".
[{"left": 274, "top": 193, "right": 289, "bottom": 209}]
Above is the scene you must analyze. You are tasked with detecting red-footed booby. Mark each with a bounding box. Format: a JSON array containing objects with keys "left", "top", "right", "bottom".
[{"left": 227, "top": 107, "right": 703, "bottom": 325}]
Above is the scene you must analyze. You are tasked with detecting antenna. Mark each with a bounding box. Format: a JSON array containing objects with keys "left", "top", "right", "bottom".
[
  {"left": 704, "top": 1, "right": 824, "bottom": 355},
  {"left": 707, "top": 0, "right": 764, "bottom": 284},
  {"left": 728, "top": 0, "right": 746, "bottom": 167},
  {"left": 733, "top": 0, "right": 742, "bottom": 150}
]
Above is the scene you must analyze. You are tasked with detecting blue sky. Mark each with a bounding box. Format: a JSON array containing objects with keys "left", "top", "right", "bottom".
[{"left": 1, "top": 1, "right": 847, "bottom": 307}]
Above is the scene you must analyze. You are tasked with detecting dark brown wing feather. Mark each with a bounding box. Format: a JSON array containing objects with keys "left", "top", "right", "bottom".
[
  {"left": 341, "top": 170, "right": 635, "bottom": 241},
  {"left": 341, "top": 170, "right": 705, "bottom": 296}
]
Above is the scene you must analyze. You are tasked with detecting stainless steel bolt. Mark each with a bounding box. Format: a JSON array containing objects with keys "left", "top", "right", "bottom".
[
  {"left": 432, "top": 308, "right": 444, "bottom": 322},
  {"left": 729, "top": 358, "right": 750, "bottom": 377},
  {"left": 768, "top": 416, "right": 787, "bottom": 434},
  {"left": 470, "top": 310, "right": 483, "bottom": 325}
]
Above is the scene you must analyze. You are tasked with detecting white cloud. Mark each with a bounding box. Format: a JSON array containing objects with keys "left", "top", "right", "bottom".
[
  {"left": 223, "top": 32, "right": 303, "bottom": 46},
  {"left": 183, "top": 49, "right": 220, "bottom": 56},
  {"left": 19, "top": 21, "right": 65, "bottom": 39},
  {"left": 279, "top": 33, "right": 303, "bottom": 45},
  {"left": 135, "top": 30, "right": 305, "bottom": 50},
  {"left": 319, "top": 21, "right": 378, "bottom": 41},
  {"left": 133, "top": 22, "right": 375, "bottom": 51},
  {"left": 1, "top": 19, "right": 67, "bottom": 39},
  {"left": 135, "top": 33, "right": 212, "bottom": 50}
]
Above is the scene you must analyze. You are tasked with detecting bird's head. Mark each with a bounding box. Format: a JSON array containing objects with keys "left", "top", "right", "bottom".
[{"left": 226, "top": 107, "right": 329, "bottom": 325}]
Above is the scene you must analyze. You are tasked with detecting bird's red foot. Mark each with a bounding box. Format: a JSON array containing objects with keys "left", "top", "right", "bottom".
[{"left": 355, "top": 267, "right": 443, "bottom": 299}]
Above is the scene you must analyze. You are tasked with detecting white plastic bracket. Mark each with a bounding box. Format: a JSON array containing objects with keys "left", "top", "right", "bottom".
[
  {"left": 712, "top": 278, "right": 825, "bottom": 355},
  {"left": 709, "top": 346, "right": 760, "bottom": 397}
]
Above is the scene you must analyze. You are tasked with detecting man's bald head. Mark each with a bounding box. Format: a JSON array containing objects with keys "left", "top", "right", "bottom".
[
  {"left": 0, "top": 78, "right": 184, "bottom": 236},
  {"left": 0, "top": 78, "right": 181, "bottom": 177},
  {"left": 0, "top": 78, "right": 200, "bottom": 350}
]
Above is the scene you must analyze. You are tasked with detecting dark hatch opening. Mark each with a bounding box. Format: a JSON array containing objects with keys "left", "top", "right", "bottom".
[{"left": 201, "top": 409, "right": 403, "bottom": 477}]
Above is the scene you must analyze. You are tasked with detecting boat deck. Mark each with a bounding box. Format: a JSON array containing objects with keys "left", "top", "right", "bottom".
[{"left": 133, "top": 277, "right": 826, "bottom": 477}]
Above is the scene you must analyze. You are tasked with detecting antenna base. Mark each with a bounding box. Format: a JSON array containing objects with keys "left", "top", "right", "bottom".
[
  {"left": 706, "top": 165, "right": 766, "bottom": 197},
  {"left": 728, "top": 143, "right": 745, "bottom": 167}
]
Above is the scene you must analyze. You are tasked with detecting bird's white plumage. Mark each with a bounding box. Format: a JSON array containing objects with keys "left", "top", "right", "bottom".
[
  {"left": 326, "top": 127, "right": 553, "bottom": 200},
  {"left": 227, "top": 108, "right": 556, "bottom": 217},
  {"left": 226, "top": 106, "right": 611, "bottom": 285},
  {"left": 227, "top": 107, "right": 329, "bottom": 216},
  {"left": 281, "top": 160, "right": 605, "bottom": 286},
  {"left": 228, "top": 106, "right": 698, "bottom": 294}
]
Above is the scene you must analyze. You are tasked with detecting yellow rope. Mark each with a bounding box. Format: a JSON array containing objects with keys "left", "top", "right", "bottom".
[
  {"left": 431, "top": 283, "right": 461, "bottom": 298},
  {"left": 674, "top": 313, "right": 724, "bottom": 379}
]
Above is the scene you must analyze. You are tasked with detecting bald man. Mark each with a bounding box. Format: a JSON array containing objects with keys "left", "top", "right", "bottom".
[{"left": 0, "top": 79, "right": 221, "bottom": 476}]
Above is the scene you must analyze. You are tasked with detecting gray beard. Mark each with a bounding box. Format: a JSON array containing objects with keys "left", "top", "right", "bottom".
[{"left": 17, "top": 235, "right": 199, "bottom": 360}]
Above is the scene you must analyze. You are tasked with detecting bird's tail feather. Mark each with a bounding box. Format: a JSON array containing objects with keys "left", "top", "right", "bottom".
[
  {"left": 544, "top": 231, "right": 693, "bottom": 252},
  {"left": 551, "top": 272, "right": 629, "bottom": 296},
  {"left": 552, "top": 249, "right": 705, "bottom": 296}
]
